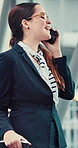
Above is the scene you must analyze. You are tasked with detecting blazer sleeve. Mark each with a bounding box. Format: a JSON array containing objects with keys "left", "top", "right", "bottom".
[
  {"left": 52, "top": 56, "right": 75, "bottom": 100},
  {"left": 0, "top": 54, "right": 14, "bottom": 139}
]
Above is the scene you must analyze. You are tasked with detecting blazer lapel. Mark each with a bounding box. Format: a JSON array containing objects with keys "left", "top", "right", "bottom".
[
  {"left": 13, "top": 43, "right": 53, "bottom": 99},
  {"left": 13, "top": 43, "right": 40, "bottom": 75}
]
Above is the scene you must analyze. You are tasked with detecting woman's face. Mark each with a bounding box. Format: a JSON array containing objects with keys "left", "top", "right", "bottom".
[{"left": 28, "top": 5, "right": 51, "bottom": 42}]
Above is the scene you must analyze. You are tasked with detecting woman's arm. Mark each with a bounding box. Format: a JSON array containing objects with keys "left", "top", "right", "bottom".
[
  {"left": 42, "top": 31, "right": 75, "bottom": 100},
  {"left": 0, "top": 53, "right": 14, "bottom": 139},
  {"left": 52, "top": 56, "right": 75, "bottom": 100},
  {"left": 0, "top": 53, "right": 31, "bottom": 148}
]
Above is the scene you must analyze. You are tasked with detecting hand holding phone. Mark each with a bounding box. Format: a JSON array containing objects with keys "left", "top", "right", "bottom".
[{"left": 45, "top": 29, "right": 58, "bottom": 44}]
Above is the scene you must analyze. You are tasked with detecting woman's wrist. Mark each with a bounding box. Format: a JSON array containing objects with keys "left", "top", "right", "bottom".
[{"left": 52, "top": 49, "right": 62, "bottom": 58}]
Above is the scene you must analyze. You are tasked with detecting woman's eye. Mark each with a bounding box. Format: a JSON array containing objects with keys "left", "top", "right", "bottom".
[{"left": 41, "top": 16, "right": 45, "bottom": 19}]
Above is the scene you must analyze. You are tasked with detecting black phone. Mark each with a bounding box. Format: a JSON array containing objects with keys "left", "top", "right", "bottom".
[{"left": 45, "top": 29, "right": 58, "bottom": 44}]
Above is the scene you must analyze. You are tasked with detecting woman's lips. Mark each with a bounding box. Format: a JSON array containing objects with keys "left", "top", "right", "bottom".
[{"left": 45, "top": 26, "right": 51, "bottom": 30}]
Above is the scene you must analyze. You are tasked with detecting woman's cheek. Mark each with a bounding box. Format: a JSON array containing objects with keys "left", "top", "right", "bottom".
[{"left": 39, "top": 19, "right": 46, "bottom": 27}]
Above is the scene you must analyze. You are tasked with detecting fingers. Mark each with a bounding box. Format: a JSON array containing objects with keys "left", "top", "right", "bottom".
[
  {"left": 3, "top": 130, "right": 32, "bottom": 148},
  {"left": 15, "top": 141, "right": 22, "bottom": 148},
  {"left": 6, "top": 139, "right": 32, "bottom": 148},
  {"left": 6, "top": 140, "right": 22, "bottom": 148},
  {"left": 42, "top": 40, "right": 50, "bottom": 46}
]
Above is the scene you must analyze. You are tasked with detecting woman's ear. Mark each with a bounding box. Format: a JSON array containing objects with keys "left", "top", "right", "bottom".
[{"left": 21, "top": 19, "right": 29, "bottom": 29}]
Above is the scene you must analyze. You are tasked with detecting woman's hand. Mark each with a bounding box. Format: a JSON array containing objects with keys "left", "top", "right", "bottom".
[
  {"left": 3, "top": 130, "right": 31, "bottom": 148},
  {"left": 42, "top": 31, "right": 62, "bottom": 58}
]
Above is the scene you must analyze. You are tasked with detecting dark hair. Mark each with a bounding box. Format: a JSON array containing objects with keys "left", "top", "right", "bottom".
[{"left": 8, "top": 2, "right": 39, "bottom": 47}]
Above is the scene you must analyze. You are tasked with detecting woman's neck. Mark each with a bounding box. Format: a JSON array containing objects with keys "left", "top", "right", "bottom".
[{"left": 22, "top": 38, "right": 40, "bottom": 53}]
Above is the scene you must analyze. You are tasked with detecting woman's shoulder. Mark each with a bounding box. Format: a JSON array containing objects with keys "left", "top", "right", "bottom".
[
  {"left": 0, "top": 44, "right": 17, "bottom": 55},
  {"left": 0, "top": 44, "right": 21, "bottom": 62},
  {"left": 0, "top": 46, "right": 17, "bottom": 65}
]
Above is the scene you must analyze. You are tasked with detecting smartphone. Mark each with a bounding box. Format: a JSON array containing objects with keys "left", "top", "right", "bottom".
[{"left": 45, "top": 29, "right": 58, "bottom": 44}]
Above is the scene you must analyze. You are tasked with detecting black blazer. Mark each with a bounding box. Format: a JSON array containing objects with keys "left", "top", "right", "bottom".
[{"left": 0, "top": 44, "right": 75, "bottom": 148}]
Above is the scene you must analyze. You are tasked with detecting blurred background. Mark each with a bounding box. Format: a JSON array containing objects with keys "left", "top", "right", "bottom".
[{"left": 0, "top": 0, "right": 78, "bottom": 147}]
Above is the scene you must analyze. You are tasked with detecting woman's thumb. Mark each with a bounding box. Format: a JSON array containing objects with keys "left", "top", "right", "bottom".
[{"left": 20, "top": 136, "right": 32, "bottom": 145}]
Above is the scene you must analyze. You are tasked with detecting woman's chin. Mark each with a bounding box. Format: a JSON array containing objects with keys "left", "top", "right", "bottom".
[
  {"left": 44, "top": 34, "right": 51, "bottom": 41},
  {"left": 40, "top": 33, "right": 51, "bottom": 42}
]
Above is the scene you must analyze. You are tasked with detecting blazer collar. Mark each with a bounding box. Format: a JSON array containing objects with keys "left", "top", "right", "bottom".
[
  {"left": 13, "top": 43, "right": 40, "bottom": 75},
  {"left": 13, "top": 43, "right": 24, "bottom": 53}
]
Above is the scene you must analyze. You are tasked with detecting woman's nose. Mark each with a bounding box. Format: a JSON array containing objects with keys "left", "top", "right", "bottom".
[{"left": 46, "top": 17, "right": 52, "bottom": 24}]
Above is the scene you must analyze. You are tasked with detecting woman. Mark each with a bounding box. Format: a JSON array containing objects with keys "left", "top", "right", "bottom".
[{"left": 0, "top": 2, "right": 75, "bottom": 148}]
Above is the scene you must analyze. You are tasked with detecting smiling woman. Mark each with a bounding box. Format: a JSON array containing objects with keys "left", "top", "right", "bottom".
[
  {"left": 0, "top": 2, "right": 75, "bottom": 148},
  {"left": 8, "top": 3, "right": 52, "bottom": 48}
]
